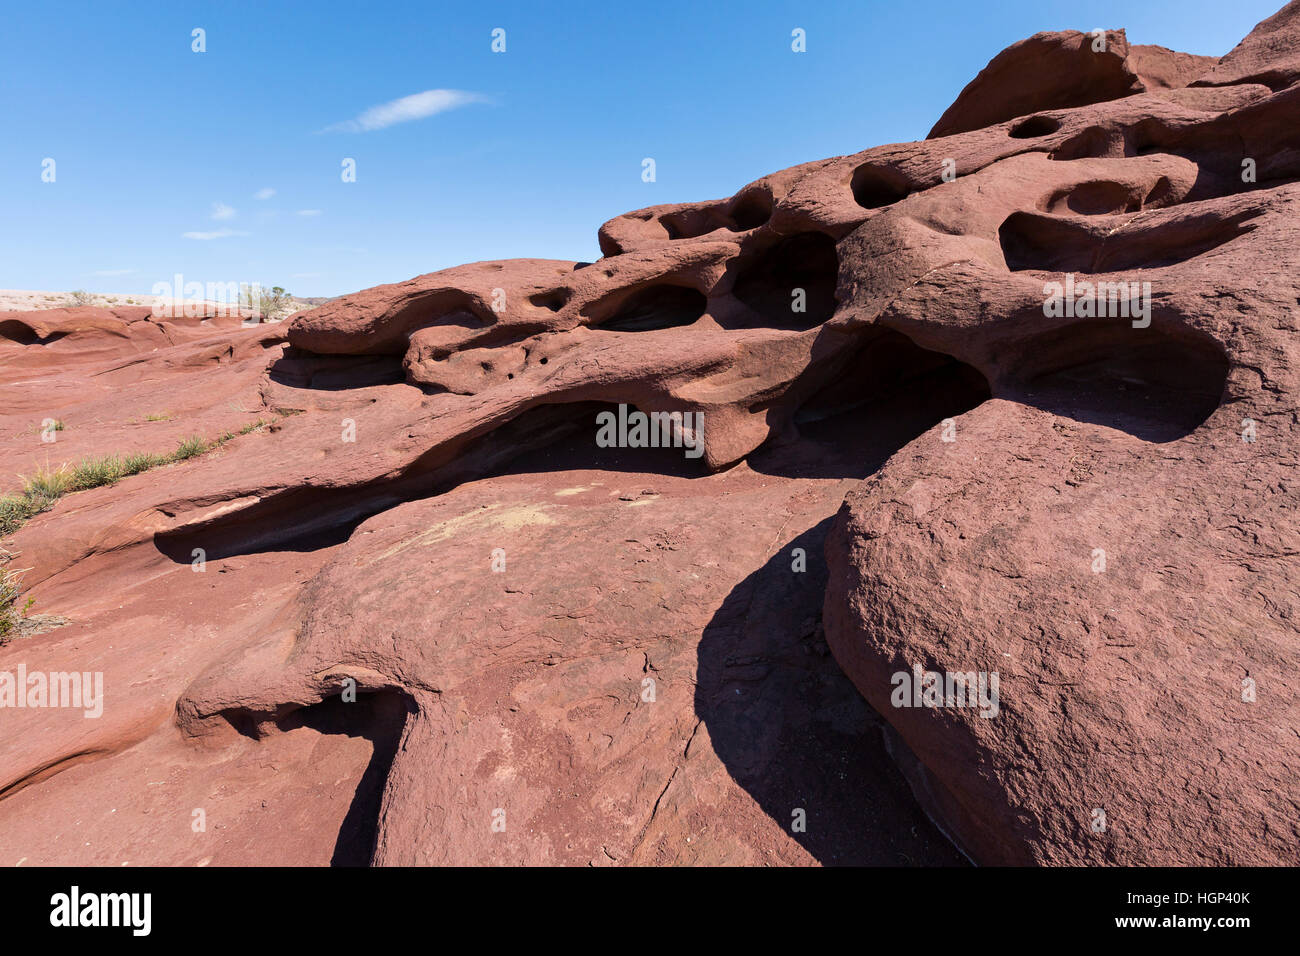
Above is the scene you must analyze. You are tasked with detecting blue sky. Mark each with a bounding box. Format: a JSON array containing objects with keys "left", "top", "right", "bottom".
[{"left": 0, "top": 0, "right": 1281, "bottom": 298}]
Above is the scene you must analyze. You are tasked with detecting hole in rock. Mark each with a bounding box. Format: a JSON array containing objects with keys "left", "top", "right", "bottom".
[
  {"left": 1010, "top": 322, "right": 1228, "bottom": 441},
  {"left": 1050, "top": 126, "right": 1120, "bottom": 160},
  {"left": 1240, "top": 71, "right": 1297, "bottom": 93},
  {"left": 1048, "top": 114, "right": 1300, "bottom": 202},
  {"left": 999, "top": 205, "right": 1262, "bottom": 273},
  {"left": 754, "top": 328, "right": 990, "bottom": 479},
  {"left": 851, "top": 164, "right": 911, "bottom": 209},
  {"left": 1143, "top": 176, "right": 1175, "bottom": 207},
  {"left": 492, "top": 401, "right": 711, "bottom": 480},
  {"left": 0, "top": 321, "right": 69, "bottom": 346},
  {"left": 1009, "top": 115, "right": 1062, "bottom": 139},
  {"left": 587, "top": 283, "right": 708, "bottom": 332},
  {"left": 1048, "top": 116, "right": 1235, "bottom": 180},
  {"left": 658, "top": 191, "right": 773, "bottom": 240},
  {"left": 1127, "top": 118, "right": 1174, "bottom": 157},
  {"left": 1044, "top": 180, "right": 1144, "bottom": 215},
  {"left": 728, "top": 191, "right": 774, "bottom": 230},
  {"left": 363, "top": 290, "right": 494, "bottom": 354},
  {"left": 529, "top": 289, "right": 570, "bottom": 312},
  {"left": 728, "top": 232, "right": 839, "bottom": 331},
  {"left": 0, "top": 319, "right": 40, "bottom": 345},
  {"left": 999, "top": 212, "right": 1107, "bottom": 272},
  {"left": 660, "top": 208, "right": 721, "bottom": 240},
  {"left": 270, "top": 348, "right": 406, "bottom": 390}
]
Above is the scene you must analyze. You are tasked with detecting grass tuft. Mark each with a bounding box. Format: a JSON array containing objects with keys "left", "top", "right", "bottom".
[
  {"left": 173, "top": 435, "right": 209, "bottom": 460},
  {"left": 123, "top": 451, "right": 163, "bottom": 475},
  {"left": 0, "top": 496, "right": 39, "bottom": 537},
  {"left": 0, "top": 567, "right": 22, "bottom": 642},
  {"left": 22, "top": 464, "right": 74, "bottom": 500},
  {"left": 70, "top": 455, "right": 125, "bottom": 491}
]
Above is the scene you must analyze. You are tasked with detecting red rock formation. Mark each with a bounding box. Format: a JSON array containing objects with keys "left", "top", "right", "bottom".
[
  {"left": 823, "top": 8, "right": 1300, "bottom": 864},
  {"left": 2, "top": 4, "right": 1297, "bottom": 866},
  {"left": 927, "top": 29, "right": 1217, "bottom": 138}
]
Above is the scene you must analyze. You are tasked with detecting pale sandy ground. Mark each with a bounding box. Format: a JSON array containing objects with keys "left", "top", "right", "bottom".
[{"left": 0, "top": 289, "right": 319, "bottom": 315}]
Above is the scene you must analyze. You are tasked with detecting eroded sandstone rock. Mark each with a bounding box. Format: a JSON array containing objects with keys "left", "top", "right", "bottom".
[{"left": 2, "top": 3, "right": 1297, "bottom": 867}]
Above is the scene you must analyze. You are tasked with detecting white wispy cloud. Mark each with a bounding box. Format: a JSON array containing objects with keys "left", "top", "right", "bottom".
[
  {"left": 182, "top": 228, "right": 249, "bottom": 240},
  {"left": 92, "top": 268, "right": 136, "bottom": 277},
  {"left": 296, "top": 209, "right": 322, "bottom": 216},
  {"left": 211, "top": 202, "right": 236, "bottom": 220},
  {"left": 321, "top": 89, "right": 488, "bottom": 133},
  {"left": 254, "top": 187, "right": 275, "bottom": 200}
]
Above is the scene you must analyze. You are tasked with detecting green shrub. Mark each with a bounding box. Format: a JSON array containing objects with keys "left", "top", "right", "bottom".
[
  {"left": 0, "top": 496, "right": 37, "bottom": 537},
  {"left": 173, "top": 435, "right": 209, "bottom": 460},
  {"left": 73, "top": 455, "right": 128, "bottom": 490},
  {"left": 240, "top": 284, "right": 293, "bottom": 322},
  {"left": 123, "top": 451, "right": 163, "bottom": 475}
]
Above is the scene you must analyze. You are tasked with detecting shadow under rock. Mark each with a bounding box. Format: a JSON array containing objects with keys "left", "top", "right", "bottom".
[
  {"left": 694, "top": 518, "right": 968, "bottom": 865},
  {"left": 248, "top": 691, "right": 412, "bottom": 867}
]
